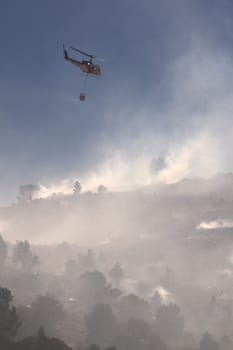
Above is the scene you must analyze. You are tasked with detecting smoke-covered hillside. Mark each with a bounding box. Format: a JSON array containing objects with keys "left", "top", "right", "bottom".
[
  {"left": 1, "top": 174, "right": 233, "bottom": 349},
  {"left": 1, "top": 172, "right": 233, "bottom": 244}
]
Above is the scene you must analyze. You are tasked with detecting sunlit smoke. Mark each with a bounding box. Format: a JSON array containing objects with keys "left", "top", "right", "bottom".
[
  {"left": 197, "top": 219, "right": 233, "bottom": 230},
  {"left": 0, "top": 220, "right": 9, "bottom": 233},
  {"left": 37, "top": 180, "right": 74, "bottom": 199},
  {"left": 35, "top": 130, "right": 221, "bottom": 198},
  {"left": 153, "top": 286, "right": 174, "bottom": 304}
]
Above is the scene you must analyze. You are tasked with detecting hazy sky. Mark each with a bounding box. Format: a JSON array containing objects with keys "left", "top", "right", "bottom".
[{"left": 1, "top": 0, "right": 233, "bottom": 202}]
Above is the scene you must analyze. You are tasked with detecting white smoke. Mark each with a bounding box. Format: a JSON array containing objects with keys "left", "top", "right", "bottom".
[
  {"left": 35, "top": 129, "right": 221, "bottom": 199},
  {"left": 197, "top": 220, "right": 233, "bottom": 230},
  {"left": 0, "top": 220, "right": 10, "bottom": 233}
]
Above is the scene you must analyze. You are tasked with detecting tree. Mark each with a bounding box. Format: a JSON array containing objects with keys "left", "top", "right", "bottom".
[
  {"left": 55, "top": 242, "right": 72, "bottom": 265},
  {"left": 113, "top": 318, "right": 152, "bottom": 350},
  {"left": 77, "top": 270, "right": 107, "bottom": 306},
  {"left": 86, "top": 303, "right": 116, "bottom": 348},
  {"left": 97, "top": 185, "right": 107, "bottom": 193},
  {"left": 13, "top": 241, "right": 38, "bottom": 270},
  {"left": 150, "top": 291, "right": 162, "bottom": 315},
  {"left": 126, "top": 318, "right": 151, "bottom": 342},
  {"left": 155, "top": 303, "right": 184, "bottom": 344},
  {"left": 18, "top": 294, "right": 63, "bottom": 337},
  {"left": 78, "top": 249, "right": 96, "bottom": 271},
  {"left": 15, "top": 327, "right": 72, "bottom": 350},
  {"left": 159, "top": 266, "right": 176, "bottom": 290},
  {"left": 219, "top": 335, "right": 233, "bottom": 350},
  {"left": 0, "top": 287, "right": 21, "bottom": 343},
  {"left": 17, "top": 184, "right": 38, "bottom": 202},
  {"left": 84, "top": 345, "right": 101, "bottom": 350},
  {"left": 73, "top": 181, "right": 82, "bottom": 194},
  {"left": 150, "top": 157, "right": 167, "bottom": 173},
  {"left": 113, "top": 333, "right": 138, "bottom": 350},
  {"left": 79, "top": 270, "right": 106, "bottom": 290},
  {"left": 114, "top": 326, "right": 167, "bottom": 350},
  {"left": 116, "top": 294, "right": 151, "bottom": 322},
  {"left": 84, "top": 346, "right": 116, "bottom": 350},
  {"left": 0, "top": 235, "right": 7, "bottom": 268},
  {"left": 199, "top": 332, "right": 219, "bottom": 350},
  {"left": 108, "top": 263, "right": 123, "bottom": 287},
  {"left": 65, "top": 259, "right": 78, "bottom": 276}
]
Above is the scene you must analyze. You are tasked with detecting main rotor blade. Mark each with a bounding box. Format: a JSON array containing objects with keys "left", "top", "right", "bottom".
[
  {"left": 96, "top": 56, "right": 105, "bottom": 62},
  {"left": 70, "top": 46, "right": 94, "bottom": 59}
]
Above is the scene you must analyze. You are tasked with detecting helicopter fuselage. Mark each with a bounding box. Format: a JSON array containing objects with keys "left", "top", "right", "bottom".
[{"left": 65, "top": 56, "right": 101, "bottom": 76}]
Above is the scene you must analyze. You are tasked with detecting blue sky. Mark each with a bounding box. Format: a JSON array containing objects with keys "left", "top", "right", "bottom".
[{"left": 1, "top": 0, "right": 233, "bottom": 202}]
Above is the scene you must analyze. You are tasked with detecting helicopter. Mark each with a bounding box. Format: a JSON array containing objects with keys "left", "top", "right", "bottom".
[{"left": 63, "top": 45, "right": 101, "bottom": 77}]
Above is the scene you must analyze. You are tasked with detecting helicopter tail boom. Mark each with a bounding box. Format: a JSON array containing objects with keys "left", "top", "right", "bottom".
[{"left": 64, "top": 49, "right": 69, "bottom": 60}]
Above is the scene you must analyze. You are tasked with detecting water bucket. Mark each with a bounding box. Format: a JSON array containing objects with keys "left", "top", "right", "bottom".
[{"left": 79, "top": 93, "right": 86, "bottom": 101}]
